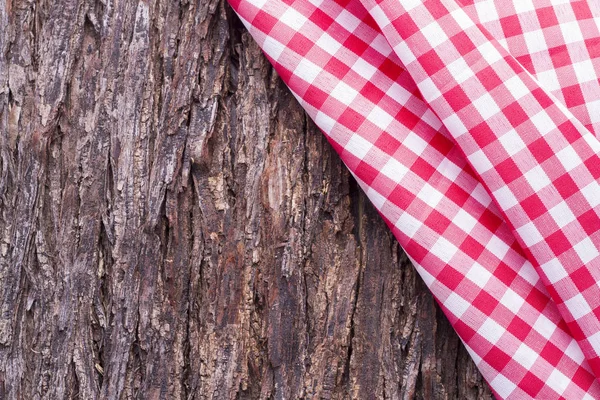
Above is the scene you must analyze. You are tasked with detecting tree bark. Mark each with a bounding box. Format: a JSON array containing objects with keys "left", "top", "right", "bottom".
[{"left": 0, "top": 0, "right": 494, "bottom": 398}]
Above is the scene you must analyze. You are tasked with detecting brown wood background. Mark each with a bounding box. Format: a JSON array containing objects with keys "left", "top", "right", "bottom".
[{"left": 0, "top": 0, "right": 494, "bottom": 398}]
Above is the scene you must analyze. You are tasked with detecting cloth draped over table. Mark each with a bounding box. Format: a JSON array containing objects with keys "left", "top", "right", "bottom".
[{"left": 226, "top": 0, "right": 600, "bottom": 397}]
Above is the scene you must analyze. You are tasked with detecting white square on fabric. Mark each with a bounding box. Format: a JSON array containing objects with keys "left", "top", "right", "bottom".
[
  {"left": 581, "top": 181, "right": 600, "bottom": 208},
  {"left": 468, "top": 149, "right": 494, "bottom": 173},
  {"left": 263, "top": 36, "right": 285, "bottom": 61},
  {"left": 493, "top": 185, "right": 519, "bottom": 209},
  {"left": 587, "top": 100, "right": 600, "bottom": 124},
  {"left": 530, "top": 111, "right": 555, "bottom": 136},
  {"left": 533, "top": 314, "right": 557, "bottom": 340},
  {"left": 573, "top": 59, "right": 595, "bottom": 84},
  {"left": 345, "top": 134, "right": 372, "bottom": 160},
  {"left": 588, "top": 331, "right": 600, "bottom": 357},
  {"left": 547, "top": 369, "right": 570, "bottom": 396},
  {"left": 514, "top": 0, "right": 535, "bottom": 13},
  {"left": 397, "top": 211, "right": 422, "bottom": 238},
  {"left": 560, "top": 21, "right": 584, "bottom": 45},
  {"left": 548, "top": 201, "right": 576, "bottom": 228},
  {"left": 387, "top": 82, "right": 412, "bottom": 105},
  {"left": 564, "top": 293, "right": 592, "bottom": 319},
  {"left": 353, "top": 58, "right": 378, "bottom": 80},
  {"left": 540, "top": 258, "right": 569, "bottom": 284},
  {"left": 523, "top": 165, "right": 552, "bottom": 192},
  {"left": 443, "top": 113, "right": 469, "bottom": 136},
  {"left": 316, "top": 32, "right": 342, "bottom": 55},
  {"left": 478, "top": 318, "right": 504, "bottom": 344},
  {"left": 523, "top": 29, "right": 548, "bottom": 54},
  {"left": 367, "top": 105, "right": 394, "bottom": 130},
  {"left": 430, "top": 236, "right": 458, "bottom": 263},
  {"left": 475, "top": 0, "right": 499, "bottom": 24},
  {"left": 499, "top": 288, "right": 525, "bottom": 313},
  {"left": 380, "top": 158, "right": 410, "bottom": 182},
  {"left": 315, "top": 111, "right": 336, "bottom": 134},
  {"left": 295, "top": 58, "right": 321, "bottom": 84},
  {"left": 421, "top": 22, "right": 448, "bottom": 48},
  {"left": 555, "top": 146, "right": 580, "bottom": 172},
  {"left": 454, "top": 208, "right": 478, "bottom": 234},
  {"left": 337, "top": 9, "right": 361, "bottom": 32},
  {"left": 473, "top": 92, "right": 501, "bottom": 120},
  {"left": 499, "top": 129, "right": 526, "bottom": 156},
  {"left": 451, "top": 7, "right": 475, "bottom": 30},
  {"left": 466, "top": 263, "right": 493, "bottom": 288},
  {"left": 504, "top": 75, "right": 530, "bottom": 100},
  {"left": 331, "top": 81, "right": 359, "bottom": 105},
  {"left": 487, "top": 235, "right": 511, "bottom": 261},
  {"left": 444, "top": 292, "right": 471, "bottom": 318},
  {"left": 446, "top": 58, "right": 472, "bottom": 84},
  {"left": 280, "top": 7, "right": 308, "bottom": 30},
  {"left": 536, "top": 69, "right": 562, "bottom": 93},
  {"left": 490, "top": 375, "right": 517, "bottom": 399},
  {"left": 513, "top": 343, "right": 538, "bottom": 369},
  {"left": 516, "top": 221, "right": 545, "bottom": 247},
  {"left": 574, "top": 237, "right": 600, "bottom": 264}
]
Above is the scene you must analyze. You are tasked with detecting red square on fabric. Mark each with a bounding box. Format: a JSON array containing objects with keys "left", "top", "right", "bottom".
[
  {"left": 379, "top": 58, "right": 402, "bottom": 81},
  {"left": 526, "top": 287, "right": 551, "bottom": 313},
  {"left": 536, "top": 6, "right": 559, "bottom": 28},
  {"left": 325, "top": 56, "right": 351, "bottom": 79},
  {"left": 520, "top": 371, "right": 545, "bottom": 397},
  {"left": 585, "top": 38, "right": 600, "bottom": 58},
  {"left": 420, "top": 49, "right": 446, "bottom": 76},
  {"left": 474, "top": 291, "right": 499, "bottom": 314},
  {"left": 540, "top": 341, "right": 564, "bottom": 366},
  {"left": 305, "top": 84, "right": 330, "bottom": 108},
  {"left": 357, "top": 161, "right": 380, "bottom": 186},
  {"left": 554, "top": 174, "right": 580, "bottom": 199},
  {"left": 396, "top": 107, "right": 420, "bottom": 129},
  {"left": 507, "top": 316, "right": 533, "bottom": 341},
  {"left": 425, "top": 209, "right": 452, "bottom": 234},
  {"left": 338, "top": 107, "right": 364, "bottom": 131},
  {"left": 500, "top": 15, "right": 522, "bottom": 38},
  {"left": 471, "top": 122, "right": 498, "bottom": 149},
  {"left": 344, "top": 35, "right": 369, "bottom": 56},
  {"left": 392, "top": 12, "right": 421, "bottom": 40},
  {"left": 477, "top": 66, "right": 503, "bottom": 91},
  {"left": 451, "top": 31, "right": 477, "bottom": 55},
  {"left": 571, "top": 267, "right": 596, "bottom": 292},
  {"left": 309, "top": 8, "right": 334, "bottom": 30},
  {"left": 483, "top": 347, "right": 512, "bottom": 370},
  {"left": 579, "top": 209, "right": 600, "bottom": 235},
  {"left": 504, "top": 102, "right": 529, "bottom": 127},
  {"left": 374, "top": 131, "right": 402, "bottom": 154},
  {"left": 546, "top": 230, "right": 571, "bottom": 256},
  {"left": 549, "top": 45, "right": 572, "bottom": 68},
  {"left": 440, "top": 265, "right": 465, "bottom": 290},
  {"left": 412, "top": 158, "right": 437, "bottom": 181},
  {"left": 460, "top": 235, "right": 485, "bottom": 259},
  {"left": 572, "top": 1, "right": 594, "bottom": 20},
  {"left": 288, "top": 33, "right": 313, "bottom": 56},
  {"left": 360, "top": 81, "right": 386, "bottom": 104},
  {"left": 496, "top": 158, "right": 522, "bottom": 184},
  {"left": 445, "top": 86, "right": 473, "bottom": 112},
  {"left": 564, "top": 85, "right": 586, "bottom": 108},
  {"left": 520, "top": 193, "right": 547, "bottom": 220},
  {"left": 530, "top": 137, "right": 555, "bottom": 163}
]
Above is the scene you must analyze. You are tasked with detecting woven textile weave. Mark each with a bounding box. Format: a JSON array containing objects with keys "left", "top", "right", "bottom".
[{"left": 226, "top": 0, "right": 600, "bottom": 397}]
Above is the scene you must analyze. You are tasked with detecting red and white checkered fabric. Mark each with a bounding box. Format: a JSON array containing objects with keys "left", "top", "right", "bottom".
[{"left": 226, "top": 0, "right": 600, "bottom": 397}]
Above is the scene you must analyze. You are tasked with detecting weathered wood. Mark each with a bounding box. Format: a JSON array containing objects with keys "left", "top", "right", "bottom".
[{"left": 0, "top": 0, "right": 494, "bottom": 398}]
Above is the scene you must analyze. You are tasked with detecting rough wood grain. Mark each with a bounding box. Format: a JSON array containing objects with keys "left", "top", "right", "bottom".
[{"left": 0, "top": 0, "right": 494, "bottom": 398}]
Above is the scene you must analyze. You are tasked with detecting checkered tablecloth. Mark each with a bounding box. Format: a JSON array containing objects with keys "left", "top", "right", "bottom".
[{"left": 226, "top": 0, "right": 600, "bottom": 397}]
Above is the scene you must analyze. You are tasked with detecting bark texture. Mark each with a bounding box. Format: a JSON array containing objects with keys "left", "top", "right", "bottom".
[{"left": 0, "top": 0, "right": 494, "bottom": 398}]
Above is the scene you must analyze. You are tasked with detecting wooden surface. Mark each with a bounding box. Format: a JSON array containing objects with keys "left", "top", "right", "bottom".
[{"left": 0, "top": 0, "right": 494, "bottom": 398}]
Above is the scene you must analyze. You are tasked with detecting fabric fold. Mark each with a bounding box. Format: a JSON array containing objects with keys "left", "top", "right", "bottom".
[
  {"left": 226, "top": 0, "right": 600, "bottom": 397},
  {"left": 357, "top": 0, "right": 600, "bottom": 380}
]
